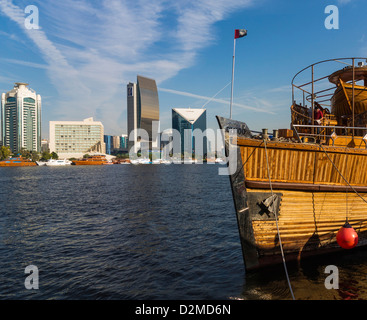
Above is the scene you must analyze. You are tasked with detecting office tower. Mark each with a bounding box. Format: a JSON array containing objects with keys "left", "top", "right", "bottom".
[
  {"left": 1, "top": 82, "right": 41, "bottom": 153},
  {"left": 120, "top": 134, "right": 128, "bottom": 150},
  {"left": 172, "top": 108, "right": 207, "bottom": 157},
  {"left": 104, "top": 135, "right": 113, "bottom": 154},
  {"left": 127, "top": 75, "right": 159, "bottom": 153},
  {"left": 49, "top": 117, "right": 106, "bottom": 159}
]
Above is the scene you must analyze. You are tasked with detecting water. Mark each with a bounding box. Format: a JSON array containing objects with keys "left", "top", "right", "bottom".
[{"left": 1, "top": 164, "right": 367, "bottom": 300}]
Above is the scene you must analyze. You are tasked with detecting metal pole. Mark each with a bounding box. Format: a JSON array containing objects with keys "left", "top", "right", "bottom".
[
  {"left": 230, "top": 38, "right": 236, "bottom": 119},
  {"left": 352, "top": 58, "right": 355, "bottom": 140},
  {"left": 311, "top": 65, "right": 314, "bottom": 135}
]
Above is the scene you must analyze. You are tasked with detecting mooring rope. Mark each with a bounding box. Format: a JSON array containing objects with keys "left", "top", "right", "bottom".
[
  {"left": 264, "top": 139, "right": 296, "bottom": 300},
  {"left": 318, "top": 144, "right": 367, "bottom": 205}
]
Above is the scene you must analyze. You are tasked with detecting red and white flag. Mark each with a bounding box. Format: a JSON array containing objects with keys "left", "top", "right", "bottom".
[{"left": 234, "top": 29, "right": 247, "bottom": 39}]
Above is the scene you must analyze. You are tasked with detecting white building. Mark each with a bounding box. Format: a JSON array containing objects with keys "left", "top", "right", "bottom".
[
  {"left": 49, "top": 117, "right": 106, "bottom": 159},
  {"left": 1, "top": 83, "right": 42, "bottom": 152}
]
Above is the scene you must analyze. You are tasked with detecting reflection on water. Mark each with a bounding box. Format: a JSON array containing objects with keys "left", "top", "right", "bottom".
[{"left": 1, "top": 165, "right": 367, "bottom": 300}]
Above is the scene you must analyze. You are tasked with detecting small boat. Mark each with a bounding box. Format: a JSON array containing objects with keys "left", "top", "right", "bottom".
[
  {"left": 215, "top": 158, "right": 225, "bottom": 164},
  {"left": 0, "top": 156, "right": 36, "bottom": 167},
  {"left": 72, "top": 155, "right": 109, "bottom": 165},
  {"left": 36, "top": 161, "right": 47, "bottom": 166},
  {"left": 130, "top": 158, "right": 152, "bottom": 164},
  {"left": 45, "top": 159, "right": 72, "bottom": 166},
  {"left": 217, "top": 57, "right": 367, "bottom": 271},
  {"left": 138, "top": 158, "right": 151, "bottom": 164}
]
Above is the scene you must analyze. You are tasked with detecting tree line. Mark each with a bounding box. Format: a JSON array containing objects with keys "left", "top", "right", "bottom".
[{"left": 0, "top": 146, "right": 58, "bottom": 162}]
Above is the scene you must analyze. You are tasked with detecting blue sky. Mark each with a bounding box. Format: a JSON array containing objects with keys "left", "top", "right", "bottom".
[{"left": 0, "top": 0, "right": 366, "bottom": 138}]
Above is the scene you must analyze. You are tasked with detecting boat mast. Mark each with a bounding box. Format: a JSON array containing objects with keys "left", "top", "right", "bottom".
[
  {"left": 230, "top": 37, "right": 236, "bottom": 119},
  {"left": 230, "top": 29, "right": 247, "bottom": 119}
]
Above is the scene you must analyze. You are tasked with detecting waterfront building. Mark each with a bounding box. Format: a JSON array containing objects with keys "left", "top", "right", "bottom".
[
  {"left": 104, "top": 135, "right": 113, "bottom": 154},
  {"left": 49, "top": 117, "right": 106, "bottom": 159},
  {"left": 120, "top": 134, "right": 128, "bottom": 150},
  {"left": 104, "top": 134, "right": 128, "bottom": 154},
  {"left": 41, "top": 139, "right": 49, "bottom": 153},
  {"left": 127, "top": 75, "right": 159, "bottom": 153},
  {"left": 1, "top": 83, "right": 41, "bottom": 153},
  {"left": 172, "top": 108, "right": 207, "bottom": 158}
]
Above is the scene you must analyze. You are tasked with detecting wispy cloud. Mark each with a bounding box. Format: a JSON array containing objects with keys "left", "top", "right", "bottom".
[
  {"left": 159, "top": 87, "right": 274, "bottom": 114},
  {"left": 0, "top": 0, "right": 255, "bottom": 135}
]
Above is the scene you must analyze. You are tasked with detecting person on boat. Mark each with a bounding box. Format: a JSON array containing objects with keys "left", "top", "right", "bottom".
[{"left": 314, "top": 103, "right": 323, "bottom": 125}]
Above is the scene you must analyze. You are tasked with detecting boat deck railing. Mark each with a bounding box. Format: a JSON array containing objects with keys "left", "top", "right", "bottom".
[
  {"left": 291, "top": 57, "right": 367, "bottom": 130},
  {"left": 292, "top": 124, "right": 367, "bottom": 147}
]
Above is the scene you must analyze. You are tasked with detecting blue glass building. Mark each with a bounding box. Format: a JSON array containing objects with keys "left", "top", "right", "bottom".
[{"left": 172, "top": 108, "right": 207, "bottom": 158}]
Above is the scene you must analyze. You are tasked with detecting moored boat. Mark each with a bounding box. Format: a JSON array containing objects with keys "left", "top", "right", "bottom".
[
  {"left": 0, "top": 156, "right": 36, "bottom": 167},
  {"left": 45, "top": 159, "right": 72, "bottom": 166},
  {"left": 218, "top": 57, "right": 367, "bottom": 270},
  {"left": 72, "top": 155, "right": 109, "bottom": 165}
]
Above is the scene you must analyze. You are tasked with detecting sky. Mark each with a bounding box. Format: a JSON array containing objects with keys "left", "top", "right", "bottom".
[{"left": 0, "top": 0, "right": 366, "bottom": 138}]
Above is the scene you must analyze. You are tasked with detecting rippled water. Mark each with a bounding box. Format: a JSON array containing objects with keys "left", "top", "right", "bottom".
[{"left": 1, "top": 164, "right": 367, "bottom": 300}]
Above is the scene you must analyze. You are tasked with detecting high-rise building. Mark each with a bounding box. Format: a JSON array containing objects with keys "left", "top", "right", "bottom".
[
  {"left": 172, "top": 108, "right": 207, "bottom": 157},
  {"left": 127, "top": 75, "right": 159, "bottom": 153},
  {"left": 104, "top": 135, "right": 113, "bottom": 154},
  {"left": 1, "top": 83, "right": 41, "bottom": 153},
  {"left": 120, "top": 134, "right": 128, "bottom": 150},
  {"left": 49, "top": 117, "right": 106, "bottom": 159}
]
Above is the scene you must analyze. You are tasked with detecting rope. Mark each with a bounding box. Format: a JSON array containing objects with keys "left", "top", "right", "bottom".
[
  {"left": 318, "top": 144, "right": 367, "bottom": 205},
  {"left": 264, "top": 139, "right": 296, "bottom": 300}
]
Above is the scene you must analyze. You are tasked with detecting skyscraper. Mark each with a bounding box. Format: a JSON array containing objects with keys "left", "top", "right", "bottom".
[
  {"left": 172, "top": 108, "right": 207, "bottom": 157},
  {"left": 127, "top": 75, "right": 159, "bottom": 153},
  {"left": 1, "top": 83, "right": 41, "bottom": 153}
]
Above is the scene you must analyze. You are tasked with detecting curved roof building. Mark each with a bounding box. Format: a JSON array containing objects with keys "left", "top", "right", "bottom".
[{"left": 127, "top": 75, "right": 159, "bottom": 153}]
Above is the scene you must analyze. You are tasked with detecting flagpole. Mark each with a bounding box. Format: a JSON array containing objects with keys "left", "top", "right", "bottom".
[{"left": 230, "top": 38, "right": 236, "bottom": 119}]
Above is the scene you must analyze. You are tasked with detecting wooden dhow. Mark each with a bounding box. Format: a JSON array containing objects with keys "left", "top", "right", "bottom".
[
  {"left": 72, "top": 155, "right": 109, "bottom": 165},
  {"left": 217, "top": 57, "right": 367, "bottom": 270},
  {"left": 0, "top": 156, "right": 36, "bottom": 167}
]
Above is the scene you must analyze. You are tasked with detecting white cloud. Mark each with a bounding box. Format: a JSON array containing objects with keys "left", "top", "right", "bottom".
[
  {"left": 159, "top": 87, "right": 274, "bottom": 114},
  {"left": 0, "top": 0, "right": 255, "bottom": 135}
]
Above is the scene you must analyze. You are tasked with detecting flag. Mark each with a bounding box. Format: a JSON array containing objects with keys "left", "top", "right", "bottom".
[{"left": 234, "top": 29, "right": 247, "bottom": 39}]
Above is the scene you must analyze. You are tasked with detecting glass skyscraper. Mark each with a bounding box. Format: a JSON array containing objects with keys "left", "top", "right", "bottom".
[
  {"left": 172, "top": 108, "right": 207, "bottom": 157},
  {"left": 127, "top": 75, "right": 159, "bottom": 153},
  {"left": 1, "top": 83, "right": 41, "bottom": 153}
]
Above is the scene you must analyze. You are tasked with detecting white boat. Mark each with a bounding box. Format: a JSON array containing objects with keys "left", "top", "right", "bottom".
[
  {"left": 130, "top": 158, "right": 152, "bottom": 164},
  {"left": 215, "top": 158, "right": 225, "bottom": 164},
  {"left": 36, "top": 161, "right": 47, "bottom": 166},
  {"left": 138, "top": 158, "right": 151, "bottom": 164},
  {"left": 45, "top": 159, "right": 72, "bottom": 166}
]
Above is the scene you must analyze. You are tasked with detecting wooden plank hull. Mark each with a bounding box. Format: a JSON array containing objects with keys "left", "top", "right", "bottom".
[
  {"left": 216, "top": 116, "right": 367, "bottom": 271},
  {"left": 246, "top": 188, "right": 367, "bottom": 269}
]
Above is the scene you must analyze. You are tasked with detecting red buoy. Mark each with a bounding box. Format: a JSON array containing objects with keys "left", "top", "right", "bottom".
[{"left": 336, "top": 222, "right": 358, "bottom": 249}]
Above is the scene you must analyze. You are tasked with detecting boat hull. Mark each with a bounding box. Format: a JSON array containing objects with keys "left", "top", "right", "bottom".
[
  {"left": 216, "top": 115, "right": 367, "bottom": 270},
  {"left": 0, "top": 158, "right": 36, "bottom": 167},
  {"left": 72, "top": 161, "right": 107, "bottom": 165}
]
